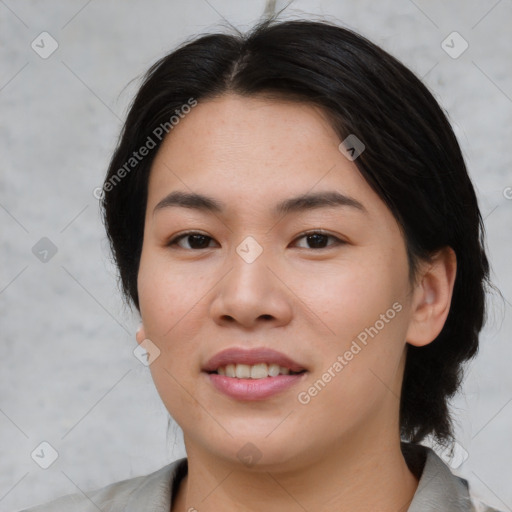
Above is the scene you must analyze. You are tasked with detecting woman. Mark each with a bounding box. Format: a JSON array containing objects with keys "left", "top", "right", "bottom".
[{"left": 23, "top": 17, "right": 502, "bottom": 512}]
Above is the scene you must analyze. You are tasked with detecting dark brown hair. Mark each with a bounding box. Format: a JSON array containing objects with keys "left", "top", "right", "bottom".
[{"left": 101, "top": 18, "right": 490, "bottom": 446}]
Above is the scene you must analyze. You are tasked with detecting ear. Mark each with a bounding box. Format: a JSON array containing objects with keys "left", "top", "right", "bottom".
[
  {"left": 135, "top": 322, "right": 147, "bottom": 345},
  {"left": 406, "top": 247, "right": 457, "bottom": 347}
]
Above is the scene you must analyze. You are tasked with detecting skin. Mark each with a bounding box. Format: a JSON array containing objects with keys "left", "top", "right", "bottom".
[{"left": 136, "top": 94, "right": 457, "bottom": 512}]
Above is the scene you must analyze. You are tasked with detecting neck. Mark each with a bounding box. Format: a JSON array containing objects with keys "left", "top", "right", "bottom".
[{"left": 172, "top": 432, "right": 419, "bottom": 512}]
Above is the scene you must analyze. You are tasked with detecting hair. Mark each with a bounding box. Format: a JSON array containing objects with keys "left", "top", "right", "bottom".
[{"left": 101, "top": 17, "right": 490, "bottom": 446}]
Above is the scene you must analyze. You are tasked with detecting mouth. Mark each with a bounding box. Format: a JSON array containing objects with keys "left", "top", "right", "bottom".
[
  {"left": 202, "top": 347, "right": 307, "bottom": 375},
  {"left": 209, "top": 363, "right": 306, "bottom": 379},
  {"left": 202, "top": 347, "right": 308, "bottom": 401}
]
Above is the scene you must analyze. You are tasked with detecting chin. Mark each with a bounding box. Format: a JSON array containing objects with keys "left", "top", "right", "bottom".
[{"left": 188, "top": 426, "right": 315, "bottom": 472}]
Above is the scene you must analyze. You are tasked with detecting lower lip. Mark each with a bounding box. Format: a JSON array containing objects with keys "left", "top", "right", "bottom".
[{"left": 206, "top": 372, "right": 307, "bottom": 401}]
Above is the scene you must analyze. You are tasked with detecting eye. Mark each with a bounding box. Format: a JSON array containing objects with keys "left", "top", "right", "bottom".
[
  {"left": 292, "top": 230, "right": 344, "bottom": 249},
  {"left": 167, "top": 231, "right": 217, "bottom": 250},
  {"left": 167, "top": 230, "right": 344, "bottom": 250}
]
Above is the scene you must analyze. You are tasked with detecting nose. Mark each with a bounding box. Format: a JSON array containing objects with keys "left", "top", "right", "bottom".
[{"left": 209, "top": 248, "right": 294, "bottom": 330}]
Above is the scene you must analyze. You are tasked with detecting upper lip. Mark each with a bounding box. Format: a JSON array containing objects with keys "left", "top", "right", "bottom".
[{"left": 202, "top": 348, "right": 307, "bottom": 373}]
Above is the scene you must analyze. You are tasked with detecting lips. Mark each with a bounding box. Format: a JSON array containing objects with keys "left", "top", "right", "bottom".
[
  {"left": 202, "top": 347, "right": 307, "bottom": 374},
  {"left": 202, "top": 347, "right": 308, "bottom": 401}
]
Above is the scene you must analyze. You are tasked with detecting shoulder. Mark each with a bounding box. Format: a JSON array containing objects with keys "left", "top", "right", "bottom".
[
  {"left": 402, "top": 442, "right": 504, "bottom": 512},
  {"left": 468, "top": 492, "right": 506, "bottom": 512},
  {"left": 19, "top": 458, "right": 187, "bottom": 512}
]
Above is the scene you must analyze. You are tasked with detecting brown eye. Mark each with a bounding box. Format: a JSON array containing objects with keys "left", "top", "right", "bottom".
[
  {"left": 294, "top": 231, "right": 344, "bottom": 249},
  {"left": 168, "top": 232, "right": 216, "bottom": 249}
]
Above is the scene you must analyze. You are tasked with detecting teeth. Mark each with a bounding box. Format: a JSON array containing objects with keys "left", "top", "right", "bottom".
[
  {"left": 268, "top": 363, "right": 280, "bottom": 377},
  {"left": 214, "top": 363, "right": 301, "bottom": 378},
  {"left": 235, "top": 364, "right": 251, "bottom": 379}
]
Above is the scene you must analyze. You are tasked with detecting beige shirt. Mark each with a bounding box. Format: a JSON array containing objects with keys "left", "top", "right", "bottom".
[{"left": 20, "top": 442, "right": 503, "bottom": 511}]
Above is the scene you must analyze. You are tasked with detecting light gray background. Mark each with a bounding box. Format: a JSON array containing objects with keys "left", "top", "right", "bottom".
[{"left": 1, "top": 1, "right": 511, "bottom": 510}]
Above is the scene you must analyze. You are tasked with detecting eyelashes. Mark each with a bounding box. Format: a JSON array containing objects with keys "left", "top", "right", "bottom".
[
  {"left": 293, "top": 231, "right": 345, "bottom": 249},
  {"left": 166, "top": 230, "right": 345, "bottom": 251},
  {"left": 167, "top": 232, "right": 216, "bottom": 250}
]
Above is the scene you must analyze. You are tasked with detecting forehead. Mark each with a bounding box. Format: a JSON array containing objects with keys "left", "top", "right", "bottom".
[
  {"left": 152, "top": 94, "right": 340, "bottom": 168},
  {"left": 146, "top": 94, "right": 388, "bottom": 222}
]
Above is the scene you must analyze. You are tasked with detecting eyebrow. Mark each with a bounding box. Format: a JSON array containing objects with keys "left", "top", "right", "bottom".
[{"left": 153, "top": 190, "right": 367, "bottom": 216}]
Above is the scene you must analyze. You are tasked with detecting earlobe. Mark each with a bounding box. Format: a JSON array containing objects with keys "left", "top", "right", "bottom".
[
  {"left": 406, "top": 247, "right": 457, "bottom": 347},
  {"left": 136, "top": 322, "right": 147, "bottom": 344}
]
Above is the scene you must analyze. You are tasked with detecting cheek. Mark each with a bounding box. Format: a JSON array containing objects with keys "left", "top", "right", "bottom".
[
  {"left": 297, "top": 256, "right": 406, "bottom": 343},
  {"left": 137, "top": 251, "right": 209, "bottom": 339},
  {"left": 138, "top": 255, "right": 209, "bottom": 424},
  {"left": 300, "top": 252, "right": 410, "bottom": 398},
  {"left": 294, "top": 268, "right": 408, "bottom": 442}
]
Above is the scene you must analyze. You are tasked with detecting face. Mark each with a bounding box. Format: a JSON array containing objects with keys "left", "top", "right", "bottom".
[{"left": 137, "top": 94, "right": 416, "bottom": 470}]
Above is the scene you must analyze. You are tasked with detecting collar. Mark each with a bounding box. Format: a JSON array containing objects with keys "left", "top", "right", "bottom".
[
  {"left": 401, "top": 442, "right": 476, "bottom": 511},
  {"left": 123, "top": 442, "right": 482, "bottom": 511}
]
